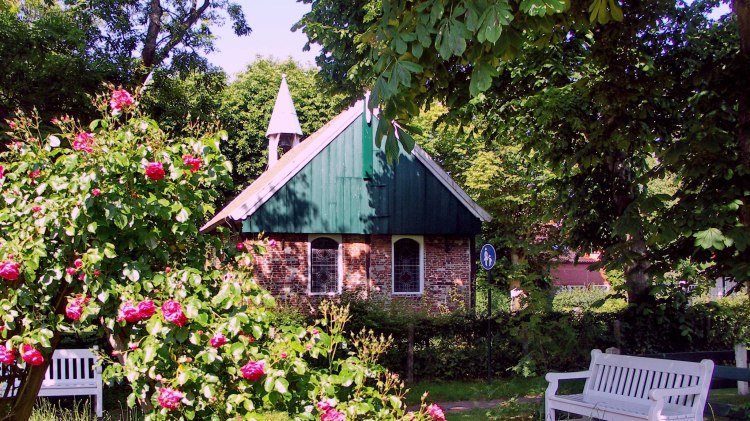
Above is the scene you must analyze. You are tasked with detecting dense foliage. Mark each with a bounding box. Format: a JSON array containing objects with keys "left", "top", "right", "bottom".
[
  {"left": 342, "top": 294, "right": 749, "bottom": 380},
  {"left": 0, "top": 95, "right": 443, "bottom": 420}
]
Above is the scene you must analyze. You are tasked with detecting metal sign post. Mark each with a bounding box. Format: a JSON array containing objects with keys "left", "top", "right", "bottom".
[{"left": 480, "top": 244, "right": 496, "bottom": 382}]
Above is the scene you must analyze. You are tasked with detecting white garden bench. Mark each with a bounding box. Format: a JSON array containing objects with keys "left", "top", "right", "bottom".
[
  {"left": 545, "top": 349, "right": 714, "bottom": 421},
  {"left": 1, "top": 348, "right": 103, "bottom": 417}
]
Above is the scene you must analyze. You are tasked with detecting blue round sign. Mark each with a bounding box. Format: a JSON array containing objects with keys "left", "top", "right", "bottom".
[{"left": 480, "top": 244, "right": 496, "bottom": 271}]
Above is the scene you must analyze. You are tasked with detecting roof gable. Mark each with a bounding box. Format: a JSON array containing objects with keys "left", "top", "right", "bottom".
[{"left": 201, "top": 101, "right": 490, "bottom": 234}]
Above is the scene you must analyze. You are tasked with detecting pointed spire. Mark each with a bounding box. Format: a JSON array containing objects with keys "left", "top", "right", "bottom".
[{"left": 266, "top": 74, "right": 303, "bottom": 137}]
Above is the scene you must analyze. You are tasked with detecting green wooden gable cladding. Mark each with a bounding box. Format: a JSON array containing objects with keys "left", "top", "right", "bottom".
[{"left": 241, "top": 114, "right": 482, "bottom": 235}]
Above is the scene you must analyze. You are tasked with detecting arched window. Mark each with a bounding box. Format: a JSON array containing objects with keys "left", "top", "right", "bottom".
[
  {"left": 393, "top": 237, "right": 423, "bottom": 294},
  {"left": 309, "top": 236, "right": 341, "bottom": 294}
]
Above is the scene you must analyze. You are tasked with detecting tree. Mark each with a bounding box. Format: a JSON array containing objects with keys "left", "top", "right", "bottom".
[
  {"left": 0, "top": 4, "right": 116, "bottom": 124},
  {"left": 219, "top": 58, "right": 344, "bottom": 192},
  {"left": 0, "top": 92, "right": 443, "bottom": 420},
  {"left": 299, "top": 0, "right": 749, "bottom": 303}
]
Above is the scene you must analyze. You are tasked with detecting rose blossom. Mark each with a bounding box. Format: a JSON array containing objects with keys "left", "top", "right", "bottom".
[
  {"left": 240, "top": 360, "right": 265, "bottom": 381},
  {"left": 157, "top": 387, "right": 183, "bottom": 410},
  {"left": 0, "top": 346, "right": 15, "bottom": 364},
  {"left": 162, "top": 300, "right": 187, "bottom": 327},
  {"left": 65, "top": 303, "right": 83, "bottom": 321},
  {"left": 66, "top": 267, "right": 76, "bottom": 276},
  {"left": 72, "top": 132, "right": 94, "bottom": 153},
  {"left": 182, "top": 155, "right": 201, "bottom": 172},
  {"left": 128, "top": 342, "right": 138, "bottom": 350},
  {"left": 280, "top": 352, "right": 288, "bottom": 359},
  {"left": 74, "top": 258, "right": 83, "bottom": 268},
  {"left": 21, "top": 344, "right": 44, "bottom": 366},
  {"left": 31, "top": 206, "right": 41, "bottom": 213},
  {"left": 109, "top": 89, "right": 135, "bottom": 111},
  {"left": 317, "top": 398, "right": 337, "bottom": 412},
  {"left": 210, "top": 333, "right": 227, "bottom": 348},
  {"left": 268, "top": 239, "right": 277, "bottom": 248},
  {"left": 28, "top": 169, "right": 40, "bottom": 179},
  {"left": 93, "top": 270, "right": 101, "bottom": 277},
  {"left": 236, "top": 242, "right": 246, "bottom": 252},
  {"left": 321, "top": 409, "right": 346, "bottom": 421},
  {"left": 138, "top": 300, "right": 156, "bottom": 319},
  {"left": 0, "top": 165, "right": 3, "bottom": 179},
  {"left": 427, "top": 404, "right": 446, "bottom": 421},
  {"left": 145, "top": 162, "right": 165, "bottom": 181},
  {"left": 165, "top": 267, "right": 172, "bottom": 273},
  {"left": 0, "top": 261, "right": 20, "bottom": 281},
  {"left": 91, "top": 188, "right": 101, "bottom": 197},
  {"left": 117, "top": 301, "right": 141, "bottom": 323}
]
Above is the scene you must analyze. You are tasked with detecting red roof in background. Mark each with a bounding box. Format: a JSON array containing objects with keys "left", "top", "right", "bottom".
[{"left": 550, "top": 251, "right": 609, "bottom": 286}]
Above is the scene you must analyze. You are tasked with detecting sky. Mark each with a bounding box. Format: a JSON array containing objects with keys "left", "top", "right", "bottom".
[{"left": 203, "top": 0, "right": 322, "bottom": 79}]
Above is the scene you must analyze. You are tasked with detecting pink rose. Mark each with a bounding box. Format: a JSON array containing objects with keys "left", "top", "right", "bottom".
[
  {"left": 109, "top": 89, "right": 135, "bottom": 111},
  {"left": 0, "top": 346, "right": 15, "bottom": 364},
  {"left": 240, "top": 360, "right": 265, "bottom": 381},
  {"left": 72, "top": 132, "right": 94, "bottom": 153},
  {"left": 117, "top": 301, "right": 141, "bottom": 323},
  {"left": 182, "top": 155, "right": 201, "bottom": 172},
  {"left": 236, "top": 242, "right": 246, "bottom": 252},
  {"left": 317, "top": 398, "right": 337, "bottom": 412},
  {"left": 165, "top": 267, "right": 172, "bottom": 273},
  {"left": 0, "top": 261, "right": 20, "bottom": 281},
  {"left": 162, "top": 300, "right": 187, "bottom": 327},
  {"left": 21, "top": 344, "right": 44, "bottom": 366},
  {"left": 31, "top": 206, "right": 41, "bottom": 213},
  {"left": 7, "top": 121, "right": 16, "bottom": 129},
  {"left": 268, "top": 239, "right": 277, "bottom": 248},
  {"left": 145, "top": 162, "right": 165, "bottom": 181},
  {"left": 93, "top": 270, "right": 101, "bottom": 277},
  {"left": 128, "top": 342, "right": 138, "bottom": 350},
  {"left": 66, "top": 267, "right": 76, "bottom": 276},
  {"left": 74, "top": 259, "right": 83, "bottom": 269},
  {"left": 0, "top": 165, "right": 4, "bottom": 179},
  {"left": 210, "top": 333, "right": 227, "bottom": 348},
  {"left": 138, "top": 300, "right": 156, "bottom": 319},
  {"left": 427, "top": 404, "right": 446, "bottom": 421},
  {"left": 321, "top": 409, "right": 346, "bottom": 421},
  {"left": 157, "top": 387, "right": 183, "bottom": 410},
  {"left": 77, "top": 273, "right": 86, "bottom": 281},
  {"left": 91, "top": 188, "right": 101, "bottom": 197},
  {"left": 65, "top": 303, "right": 83, "bottom": 321},
  {"left": 280, "top": 352, "right": 288, "bottom": 359}
]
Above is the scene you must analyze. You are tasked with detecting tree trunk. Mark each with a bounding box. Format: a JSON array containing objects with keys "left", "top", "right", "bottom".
[
  {"left": 624, "top": 232, "right": 651, "bottom": 303},
  {"left": 732, "top": 0, "right": 750, "bottom": 300},
  {"left": 1, "top": 334, "right": 62, "bottom": 421}
]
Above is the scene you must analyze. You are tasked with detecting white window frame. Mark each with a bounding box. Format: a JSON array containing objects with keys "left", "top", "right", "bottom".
[
  {"left": 391, "top": 235, "right": 424, "bottom": 295},
  {"left": 307, "top": 234, "right": 343, "bottom": 296}
]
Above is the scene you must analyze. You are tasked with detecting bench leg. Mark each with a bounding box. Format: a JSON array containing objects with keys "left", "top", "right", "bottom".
[
  {"left": 96, "top": 394, "right": 103, "bottom": 418},
  {"left": 545, "top": 398, "right": 555, "bottom": 421}
]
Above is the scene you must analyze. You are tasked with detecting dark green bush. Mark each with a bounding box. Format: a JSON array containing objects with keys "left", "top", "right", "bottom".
[{"left": 338, "top": 293, "right": 750, "bottom": 381}]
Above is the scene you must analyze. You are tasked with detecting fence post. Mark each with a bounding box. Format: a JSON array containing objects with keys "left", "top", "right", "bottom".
[
  {"left": 407, "top": 324, "right": 414, "bottom": 384},
  {"left": 736, "top": 344, "right": 748, "bottom": 396}
]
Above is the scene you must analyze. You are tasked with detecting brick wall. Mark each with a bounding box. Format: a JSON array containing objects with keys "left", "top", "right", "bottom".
[{"left": 246, "top": 234, "right": 473, "bottom": 314}]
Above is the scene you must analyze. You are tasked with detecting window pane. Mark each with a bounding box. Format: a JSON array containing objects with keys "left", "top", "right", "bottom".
[
  {"left": 311, "top": 237, "right": 339, "bottom": 294},
  {"left": 394, "top": 239, "right": 420, "bottom": 293}
]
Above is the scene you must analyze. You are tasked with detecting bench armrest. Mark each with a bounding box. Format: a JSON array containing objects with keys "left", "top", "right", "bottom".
[
  {"left": 545, "top": 371, "right": 591, "bottom": 396},
  {"left": 648, "top": 385, "right": 703, "bottom": 401}
]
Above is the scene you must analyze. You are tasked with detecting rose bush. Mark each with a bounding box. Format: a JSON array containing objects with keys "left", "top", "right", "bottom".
[{"left": 0, "top": 91, "right": 440, "bottom": 420}]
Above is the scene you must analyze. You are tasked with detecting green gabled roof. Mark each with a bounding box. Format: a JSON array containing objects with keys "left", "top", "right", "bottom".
[{"left": 201, "top": 101, "right": 490, "bottom": 235}]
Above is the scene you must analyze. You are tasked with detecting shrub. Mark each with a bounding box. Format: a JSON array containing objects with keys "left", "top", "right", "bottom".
[{"left": 0, "top": 94, "right": 442, "bottom": 420}]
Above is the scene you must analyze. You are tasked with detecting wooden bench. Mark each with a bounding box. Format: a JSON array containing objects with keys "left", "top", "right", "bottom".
[
  {"left": 545, "top": 349, "right": 714, "bottom": 421},
  {"left": 2, "top": 348, "right": 103, "bottom": 418}
]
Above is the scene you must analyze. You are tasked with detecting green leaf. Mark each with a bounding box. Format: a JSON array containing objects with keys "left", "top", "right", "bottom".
[
  {"left": 274, "top": 378, "right": 288, "bottom": 394},
  {"left": 470, "top": 61, "right": 497, "bottom": 97},
  {"left": 693, "top": 228, "right": 726, "bottom": 250}
]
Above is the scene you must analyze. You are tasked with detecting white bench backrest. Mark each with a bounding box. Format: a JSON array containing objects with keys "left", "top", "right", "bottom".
[
  {"left": 584, "top": 349, "right": 713, "bottom": 408},
  {"left": 42, "top": 348, "right": 100, "bottom": 389}
]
